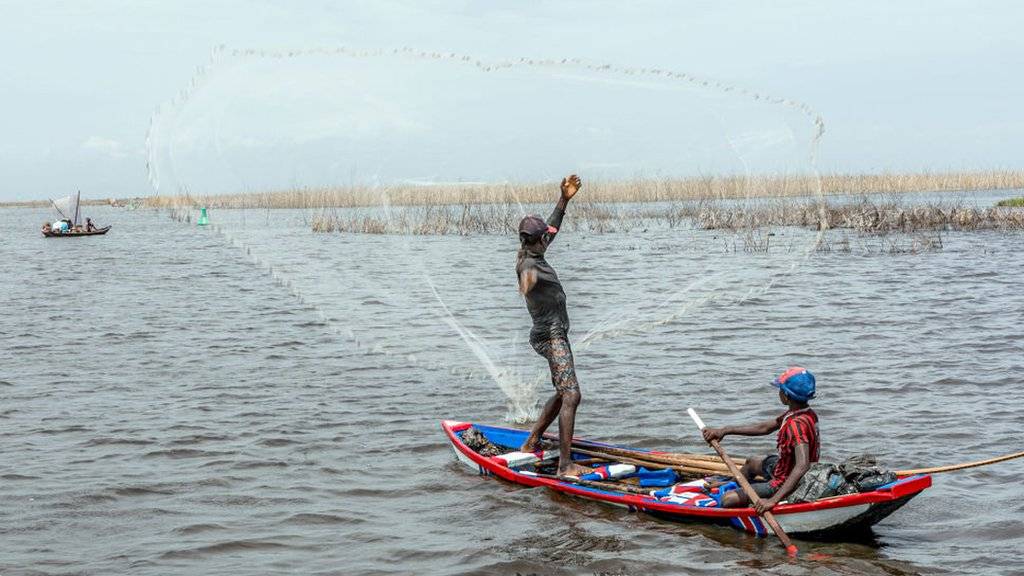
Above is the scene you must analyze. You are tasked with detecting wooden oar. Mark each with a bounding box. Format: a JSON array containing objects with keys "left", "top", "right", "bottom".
[
  {"left": 688, "top": 408, "right": 798, "bottom": 557},
  {"left": 895, "top": 449, "right": 1024, "bottom": 476}
]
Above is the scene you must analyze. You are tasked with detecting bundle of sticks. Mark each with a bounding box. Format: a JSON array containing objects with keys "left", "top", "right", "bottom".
[
  {"left": 534, "top": 432, "right": 746, "bottom": 478},
  {"left": 570, "top": 444, "right": 741, "bottom": 477},
  {"left": 556, "top": 438, "right": 1024, "bottom": 479}
]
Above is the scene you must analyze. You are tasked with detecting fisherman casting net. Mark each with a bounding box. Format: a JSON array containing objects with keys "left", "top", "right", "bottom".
[{"left": 146, "top": 46, "right": 828, "bottom": 422}]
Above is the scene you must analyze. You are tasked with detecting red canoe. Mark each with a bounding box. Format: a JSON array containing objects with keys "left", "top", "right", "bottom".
[{"left": 442, "top": 419, "right": 931, "bottom": 537}]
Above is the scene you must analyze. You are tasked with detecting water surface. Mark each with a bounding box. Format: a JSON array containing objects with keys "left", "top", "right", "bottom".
[{"left": 2, "top": 200, "right": 1023, "bottom": 575}]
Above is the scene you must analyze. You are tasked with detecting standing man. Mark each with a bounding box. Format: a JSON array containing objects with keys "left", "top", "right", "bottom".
[{"left": 516, "top": 174, "right": 589, "bottom": 477}]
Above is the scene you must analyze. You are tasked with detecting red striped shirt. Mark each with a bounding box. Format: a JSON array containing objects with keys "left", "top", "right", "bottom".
[{"left": 770, "top": 408, "right": 820, "bottom": 489}]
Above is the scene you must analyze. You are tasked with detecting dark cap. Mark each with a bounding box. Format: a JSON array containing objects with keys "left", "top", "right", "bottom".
[{"left": 518, "top": 215, "right": 557, "bottom": 240}]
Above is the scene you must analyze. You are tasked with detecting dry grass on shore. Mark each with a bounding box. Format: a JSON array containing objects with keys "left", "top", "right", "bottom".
[
  {"left": 0, "top": 198, "right": 120, "bottom": 209},
  {"left": 139, "top": 170, "right": 1024, "bottom": 210}
]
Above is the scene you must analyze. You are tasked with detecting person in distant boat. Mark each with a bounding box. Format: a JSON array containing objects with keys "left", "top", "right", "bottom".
[
  {"left": 42, "top": 222, "right": 52, "bottom": 234},
  {"left": 701, "top": 367, "right": 819, "bottom": 513},
  {"left": 516, "top": 174, "right": 590, "bottom": 477},
  {"left": 85, "top": 218, "right": 96, "bottom": 232}
]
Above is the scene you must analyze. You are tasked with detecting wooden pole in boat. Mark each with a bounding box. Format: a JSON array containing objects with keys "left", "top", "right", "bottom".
[
  {"left": 570, "top": 446, "right": 722, "bottom": 477},
  {"left": 895, "top": 449, "right": 1024, "bottom": 476},
  {"left": 547, "top": 432, "right": 747, "bottom": 469},
  {"left": 573, "top": 457, "right": 614, "bottom": 466},
  {"left": 569, "top": 441, "right": 742, "bottom": 471},
  {"left": 688, "top": 408, "right": 798, "bottom": 558}
]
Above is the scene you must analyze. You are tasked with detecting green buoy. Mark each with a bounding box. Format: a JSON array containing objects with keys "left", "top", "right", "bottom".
[{"left": 197, "top": 207, "right": 209, "bottom": 226}]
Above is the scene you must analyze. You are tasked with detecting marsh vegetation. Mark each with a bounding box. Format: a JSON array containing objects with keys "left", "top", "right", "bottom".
[
  {"left": 133, "top": 171, "right": 1024, "bottom": 240},
  {"left": 141, "top": 170, "right": 1024, "bottom": 210}
]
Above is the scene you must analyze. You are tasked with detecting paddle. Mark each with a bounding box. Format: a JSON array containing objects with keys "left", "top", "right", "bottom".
[{"left": 688, "top": 408, "right": 799, "bottom": 557}]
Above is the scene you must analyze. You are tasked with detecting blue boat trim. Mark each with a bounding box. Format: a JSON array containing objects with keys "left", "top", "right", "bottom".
[{"left": 472, "top": 424, "right": 530, "bottom": 449}]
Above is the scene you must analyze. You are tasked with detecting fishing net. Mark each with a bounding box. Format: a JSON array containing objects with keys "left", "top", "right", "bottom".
[
  {"left": 146, "top": 46, "right": 828, "bottom": 422},
  {"left": 786, "top": 455, "right": 899, "bottom": 503},
  {"left": 147, "top": 47, "right": 822, "bottom": 192},
  {"left": 460, "top": 427, "right": 508, "bottom": 457}
]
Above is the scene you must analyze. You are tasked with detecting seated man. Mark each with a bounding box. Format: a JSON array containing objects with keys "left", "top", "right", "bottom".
[
  {"left": 85, "top": 218, "right": 97, "bottom": 232},
  {"left": 701, "top": 367, "right": 818, "bottom": 514}
]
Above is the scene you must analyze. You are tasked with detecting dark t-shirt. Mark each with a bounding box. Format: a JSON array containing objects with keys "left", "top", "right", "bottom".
[{"left": 516, "top": 206, "right": 569, "bottom": 343}]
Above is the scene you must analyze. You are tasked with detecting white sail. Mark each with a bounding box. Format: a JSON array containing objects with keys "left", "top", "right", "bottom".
[{"left": 51, "top": 192, "right": 81, "bottom": 225}]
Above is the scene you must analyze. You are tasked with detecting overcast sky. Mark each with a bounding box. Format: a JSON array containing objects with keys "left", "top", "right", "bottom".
[{"left": 1, "top": 1, "right": 1022, "bottom": 201}]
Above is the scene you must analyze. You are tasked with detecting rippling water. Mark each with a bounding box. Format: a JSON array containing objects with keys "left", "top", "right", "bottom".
[{"left": 2, "top": 199, "right": 1023, "bottom": 575}]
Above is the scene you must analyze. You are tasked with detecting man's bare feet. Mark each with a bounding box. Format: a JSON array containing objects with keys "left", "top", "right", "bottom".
[
  {"left": 558, "top": 462, "right": 593, "bottom": 477},
  {"left": 520, "top": 439, "right": 538, "bottom": 453}
]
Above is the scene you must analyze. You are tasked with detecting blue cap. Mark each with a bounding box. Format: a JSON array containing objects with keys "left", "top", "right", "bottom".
[{"left": 771, "top": 367, "right": 816, "bottom": 402}]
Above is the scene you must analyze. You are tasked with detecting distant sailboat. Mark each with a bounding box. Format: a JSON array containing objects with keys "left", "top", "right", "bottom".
[{"left": 43, "top": 191, "right": 111, "bottom": 237}]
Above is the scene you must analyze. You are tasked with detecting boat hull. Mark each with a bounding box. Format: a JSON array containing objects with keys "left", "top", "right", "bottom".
[
  {"left": 43, "top": 226, "right": 111, "bottom": 237},
  {"left": 442, "top": 419, "right": 930, "bottom": 538}
]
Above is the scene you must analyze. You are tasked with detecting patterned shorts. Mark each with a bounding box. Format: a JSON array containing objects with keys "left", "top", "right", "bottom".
[{"left": 530, "top": 334, "right": 579, "bottom": 393}]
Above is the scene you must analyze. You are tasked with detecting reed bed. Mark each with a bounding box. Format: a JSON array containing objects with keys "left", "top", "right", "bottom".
[
  {"left": 139, "top": 170, "right": 1024, "bottom": 210},
  {"left": 132, "top": 170, "right": 1024, "bottom": 242},
  {"left": 309, "top": 200, "right": 634, "bottom": 235},
  {"left": 305, "top": 196, "right": 1024, "bottom": 236},
  {"left": 693, "top": 198, "right": 1024, "bottom": 233}
]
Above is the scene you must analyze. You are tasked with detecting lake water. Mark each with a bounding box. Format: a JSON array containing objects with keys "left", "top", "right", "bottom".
[{"left": 2, "top": 197, "right": 1023, "bottom": 575}]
